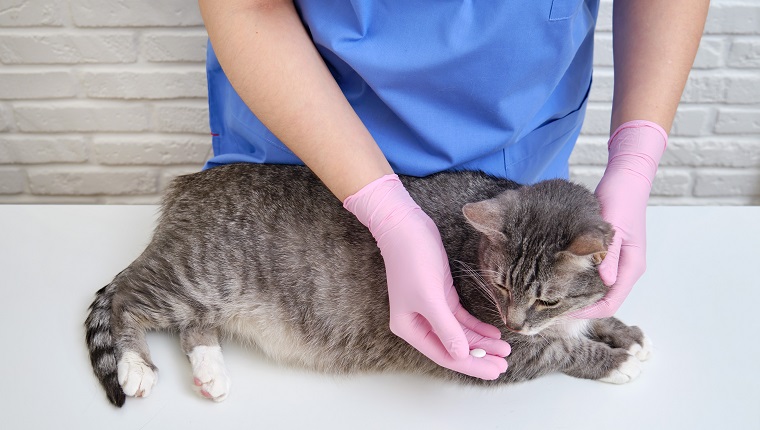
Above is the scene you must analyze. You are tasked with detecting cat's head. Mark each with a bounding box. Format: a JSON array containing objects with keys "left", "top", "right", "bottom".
[{"left": 462, "top": 179, "right": 613, "bottom": 335}]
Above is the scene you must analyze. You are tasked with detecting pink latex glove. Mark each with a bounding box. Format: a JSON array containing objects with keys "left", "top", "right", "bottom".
[
  {"left": 573, "top": 120, "right": 667, "bottom": 319},
  {"left": 344, "top": 175, "right": 511, "bottom": 379}
]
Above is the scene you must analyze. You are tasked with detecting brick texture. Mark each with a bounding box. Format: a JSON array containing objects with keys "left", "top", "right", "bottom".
[
  {"left": 0, "top": 167, "right": 25, "bottom": 194},
  {"left": 28, "top": 168, "right": 158, "bottom": 195},
  {"left": 0, "top": 0, "right": 758, "bottom": 205},
  {"left": 152, "top": 103, "right": 210, "bottom": 133},
  {"left": 671, "top": 107, "right": 713, "bottom": 137},
  {"left": 681, "top": 74, "right": 727, "bottom": 103},
  {"left": 592, "top": 33, "right": 613, "bottom": 67},
  {"left": 70, "top": 0, "right": 203, "bottom": 27},
  {"left": 14, "top": 103, "right": 150, "bottom": 132},
  {"left": 588, "top": 70, "right": 613, "bottom": 102},
  {"left": 714, "top": 109, "right": 760, "bottom": 134},
  {"left": 579, "top": 105, "right": 612, "bottom": 136},
  {"left": 142, "top": 32, "right": 207, "bottom": 63},
  {"left": 651, "top": 169, "right": 693, "bottom": 197},
  {"left": 0, "top": 105, "right": 11, "bottom": 132},
  {"left": 692, "top": 37, "right": 726, "bottom": 69},
  {"left": 94, "top": 136, "right": 210, "bottom": 165},
  {"left": 0, "top": 136, "right": 88, "bottom": 163},
  {"left": 0, "top": 33, "right": 137, "bottom": 64},
  {"left": 704, "top": 2, "right": 760, "bottom": 35},
  {"left": 662, "top": 138, "right": 760, "bottom": 168},
  {"left": 725, "top": 74, "right": 760, "bottom": 104},
  {"left": 0, "top": 71, "right": 77, "bottom": 99},
  {"left": 80, "top": 70, "right": 207, "bottom": 99},
  {"left": 694, "top": 170, "right": 760, "bottom": 196},
  {"left": 728, "top": 38, "right": 760, "bottom": 68},
  {"left": 0, "top": 0, "right": 64, "bottom": 27}
]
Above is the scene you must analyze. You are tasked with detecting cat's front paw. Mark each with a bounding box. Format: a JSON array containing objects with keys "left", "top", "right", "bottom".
[
  {"left": 117, "top": 351, "right": 158, "bottom": 398},
  {"left": 188, "top": 345, "right": 231, "bottom": 402},
  {"left": 598, "top": 354, "right": 641, "bottom": 384},
  {"left": 627, "top": 334, "right": 653, "bottom": 361}
]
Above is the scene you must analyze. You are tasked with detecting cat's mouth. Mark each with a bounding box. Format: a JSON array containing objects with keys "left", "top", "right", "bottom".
[
  {"left": 503, "top": 324, "right": 542, "bottom": 336},
  {"left": 503, "top": 322, "right": 546, "bottom": 336}
]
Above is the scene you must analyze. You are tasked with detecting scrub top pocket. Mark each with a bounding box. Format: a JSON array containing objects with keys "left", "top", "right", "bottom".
[{"left": 549, "top": 0, "right": 585, "bottom": 21}]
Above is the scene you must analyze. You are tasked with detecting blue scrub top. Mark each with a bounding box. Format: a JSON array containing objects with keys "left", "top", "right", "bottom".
[{"left": 204, "top": 0, "right": 600, "bottom": 184}]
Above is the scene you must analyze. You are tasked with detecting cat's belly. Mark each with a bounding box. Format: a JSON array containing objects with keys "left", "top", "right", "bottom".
[
  {"left": 222, "top": 311, "right": 328, "bottom": 370},
  {"left": 221, "top": 306, "right": 387, "bottom": 373},
  {"left": 219, "top": 305, "right": 429, "bottom": 375}
]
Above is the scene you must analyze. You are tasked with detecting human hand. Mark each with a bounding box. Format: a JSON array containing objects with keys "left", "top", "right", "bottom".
[
  {"left": 344, "top": 175, "right": 511, "bottom": 379},
  {"left": 573, "top": 120, "right": 667, "bottom": 319}
]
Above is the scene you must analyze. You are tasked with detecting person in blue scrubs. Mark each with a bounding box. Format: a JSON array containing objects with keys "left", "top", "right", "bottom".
[{"left": 198, "top": 1, "right": 709, "bottom": 379}]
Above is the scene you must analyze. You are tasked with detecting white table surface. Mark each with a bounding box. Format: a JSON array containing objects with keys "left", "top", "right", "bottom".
[{"left": 0, "top": 205, "right": 758, "bottom": 429}]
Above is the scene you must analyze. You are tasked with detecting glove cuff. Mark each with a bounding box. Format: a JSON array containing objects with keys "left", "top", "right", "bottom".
[
  {"left": 343, "top": 175, "right": 419, "bottom": 238},
  {"left": 606, "top": 120, "right": 668, "bottom": 185},
  {"left": 608, "top": 120, "right": 668, "bottom": 156}
]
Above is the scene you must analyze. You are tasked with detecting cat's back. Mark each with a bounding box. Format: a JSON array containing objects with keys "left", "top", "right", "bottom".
[
  {"left": 160, "top": 164, "right": 516, "bottom": 230},
  {"left": 162, "top": 163, "right": 335, "bottom": 217}
]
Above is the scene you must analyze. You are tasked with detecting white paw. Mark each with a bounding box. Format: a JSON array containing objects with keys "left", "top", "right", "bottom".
[
  {"left": 598, "top": 355, "right": 641, "bottom": 384},
  {"left": 117, "top": 351, "right": 157, "bottom": 398},
  {"left": 627, "top": 335, "right": 653, "bottom": 361},
  {"left": 188, "top": 345, "right": 231, "bottom": 402}
]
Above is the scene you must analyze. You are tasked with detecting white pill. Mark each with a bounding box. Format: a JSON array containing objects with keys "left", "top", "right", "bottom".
[{"left": 469, "top": 348, "right": 486, "bottom": 358}]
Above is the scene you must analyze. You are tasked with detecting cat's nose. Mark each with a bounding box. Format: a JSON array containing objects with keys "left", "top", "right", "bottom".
[{"left": 504, "top": 322, "right": 523, "bottom": 333}]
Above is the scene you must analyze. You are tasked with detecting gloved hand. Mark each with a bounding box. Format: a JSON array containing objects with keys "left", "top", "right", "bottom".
[
  {"left": 573, "top": 120, "right": 668, "bottom": 319},
  {"left": 344, "top": 175, "right": 511, "bottom": 379}
]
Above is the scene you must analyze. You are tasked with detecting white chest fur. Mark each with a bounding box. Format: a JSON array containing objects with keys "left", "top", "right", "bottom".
[{"left": 551, "top": 318, "right": 591, "bottom": 339}]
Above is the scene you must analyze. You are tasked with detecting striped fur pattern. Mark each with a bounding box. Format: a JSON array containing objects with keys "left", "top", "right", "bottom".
[
  {"left": 84, "top": 163, "right": 651, "bottom": 407},
  {"left": 84, "top": 283, "right": 125, "bottom": 406}
]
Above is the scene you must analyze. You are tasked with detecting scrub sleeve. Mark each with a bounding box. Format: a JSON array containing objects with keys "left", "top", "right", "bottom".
[{"left": 204, "top": 0, "right": 600, "bottom": 184}]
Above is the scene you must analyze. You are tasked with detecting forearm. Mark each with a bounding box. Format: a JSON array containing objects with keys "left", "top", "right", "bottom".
[
  {"left": 610, "top": 0, "right": 710, "bottom": 133},
  {"left": 198, "top": 0, "right": 392, "bottom": 201}
]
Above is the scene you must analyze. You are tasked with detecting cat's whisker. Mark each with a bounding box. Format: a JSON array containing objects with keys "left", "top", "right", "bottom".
[
  {"left": 535, "top": 332, "right": 551, "bottom": 345},
  {"left": 452, "top": 261, "right": 507, "bottom": 324},
  {"left": 451, "top": 261, "right": 501, "bottom": 277}
]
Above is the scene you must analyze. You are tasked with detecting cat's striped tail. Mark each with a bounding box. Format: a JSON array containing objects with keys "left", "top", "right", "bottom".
[{"left": 84, "top": 280, "right": 125, "bottom": 407}]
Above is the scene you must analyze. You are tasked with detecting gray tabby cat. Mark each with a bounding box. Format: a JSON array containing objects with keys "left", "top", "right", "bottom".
[{"left": 85, "top": 163, "right": 651, "bottom": 407}]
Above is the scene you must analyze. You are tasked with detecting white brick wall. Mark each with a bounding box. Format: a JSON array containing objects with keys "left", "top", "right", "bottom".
[
  {"left": 0, "top": 0, "right": 758, "bottom": 204},
  {"left": 573, "top": 0, "right": 760, "bottom": 205}
]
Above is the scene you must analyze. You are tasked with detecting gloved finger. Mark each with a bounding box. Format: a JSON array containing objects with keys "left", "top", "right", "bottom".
[
  {"left": 483, "top": 354, "right": 509, "bottom": 374},
  {"left": 451, "top": 302, "right": 503, "bottom": 339},
  {"left": 394, "top": 315, "right": 507, "bottom": 379},
  {"left": 569, "top": 297, "right": 614, "bottom": 319},
  {"left": 421, "top": 300, "right": 474, "bottom": 360},
  {"left": 598, "top": 230, "right": 622, "bottom": 286},
  {"left": 467, "top": 333, "right": 511, "bottom": 358},
  {"left": 452, "top": 303, "right": 511, "bottom": 356},
  {"left": 603, "top": 243, "right": 645, "bottom": 304},
  {"left": 445, "top": 354, "right": 508, "bottom": 380},
  {"left": 571, "top": 244, "right": 645, "bottom": 319},
  {"left": 390, "top": 312, "right": 468, "bottom": 361}
]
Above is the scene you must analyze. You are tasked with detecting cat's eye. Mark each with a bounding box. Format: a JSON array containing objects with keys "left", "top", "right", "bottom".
[
  {"left": 536, "top": 299, "right": 561, "bottom": 308},
  {"left": 495, "top": 272, "right": 509, "bottom": 291}
]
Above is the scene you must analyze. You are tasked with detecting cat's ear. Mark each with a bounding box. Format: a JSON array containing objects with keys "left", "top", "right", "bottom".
[
  {"left": 558, "top": 229, "right": 609, "bottom": 267},
  {"left": 462, "top": 191, "right": 517, "bottom": 241}
]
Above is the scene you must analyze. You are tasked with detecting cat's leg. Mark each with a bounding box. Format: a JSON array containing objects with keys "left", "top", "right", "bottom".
[
  {"left": 587, "top": 317, "right": 653, "bottom": 361},
  {"left": 562, "top": 339, "right": 642, "bottom": 384},
  {"left": 561, "top": 317, "right": 654, "bottom": 384},
  {"left": 111, "top": 310, "right": 158, "bottom": 399},
  {"left": 179, "top": 327, "right": 231, "bottom": 402}
]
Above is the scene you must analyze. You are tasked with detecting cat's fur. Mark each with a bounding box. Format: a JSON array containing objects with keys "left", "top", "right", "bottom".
[{"left": 85, "top": 163, "right": 651, "bottom": 407}]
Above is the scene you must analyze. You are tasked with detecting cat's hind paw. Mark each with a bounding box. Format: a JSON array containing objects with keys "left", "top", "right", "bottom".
[
  {"left": 188, "top": 345, "right": 231, "bottom": 402},
  {"left": 627, "top": 335, "right": 653, "bottom": 361},
  {"left": 117, "top": 351, "right": 158, "bottom": 398},
  {"left": 598, "top": 355, "right": 641, "bottom": 384}
]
